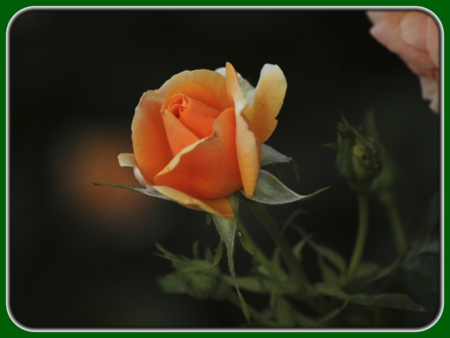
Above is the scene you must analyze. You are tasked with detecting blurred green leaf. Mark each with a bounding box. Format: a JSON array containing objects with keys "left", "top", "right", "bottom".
[
  {"left": 309, "top": 242, "right": 347, "bottom": 275},
  {"left": 158, "top": 274, "right": 187, "bottom": 294},
  {"left": 318, "top": 256, "right": 340, "bottom": 285},
  {"left": 402, "top": 253, "right": 439, "bottom": 292},
  {"left": 237, "top": 225, "right": 257, "bottom": 256},
  {"left": 206, "top": 213, "right": 212, "bottom": 226},
  {"left": 271, "top": 295, "right": 296, "bottom": 327},
  {"left": 402, "top": 193, "right": 440, "bottom": 292},
  {"left": 192, "top": 241, "right": 199, "bottom": 260},
  {"left": 293, "top": 301, "right": 349, "bottom": 327},
  {"left": 224, "top": 276, "right": 297, "bottom": 295},
  {"left": 292, "top": 235, "right": 311, "bottom": 261},
  {"left": 211, "top": 240, "right": 224, "bottom": 269},
  {"left": 312, "top": 283, "right": 425, "bottom": 312},
  {"left": 410, "top": 193, "right": 440, "bottom": 254},
  {"left": 352, "top": 261, "right": 383, "bottom": 284}
]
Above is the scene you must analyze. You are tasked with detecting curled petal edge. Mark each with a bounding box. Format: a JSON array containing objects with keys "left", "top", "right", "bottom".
[
  {"left": 226, "top": 62, "right": 260, "bottom": 198},
  {"left": 153, "top": 186, "right": 234, "bottom": 218}
]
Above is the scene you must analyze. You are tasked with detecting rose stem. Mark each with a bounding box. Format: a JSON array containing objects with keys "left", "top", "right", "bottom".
[
  {"left": 346, "top": 193, "right": 369, "bottom": 284},
  {"left": 386, "top": 202, "right": 407, "bottom": 255}
]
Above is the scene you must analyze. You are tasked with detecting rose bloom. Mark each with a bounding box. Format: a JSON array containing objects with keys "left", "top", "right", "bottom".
[
  {"left": 119, "top": 63, "right": 286, "bottom": 218},
  {"left": 367, "top": 11, "right": 440, "bottom": 113}
]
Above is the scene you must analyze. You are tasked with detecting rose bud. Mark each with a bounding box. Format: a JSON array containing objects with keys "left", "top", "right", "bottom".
[
  {"left": 119, "top": 63, "right": 287, "bottom": 218},
  {"left": 336, "top": 118, "right": 382, "bottom": 193}
]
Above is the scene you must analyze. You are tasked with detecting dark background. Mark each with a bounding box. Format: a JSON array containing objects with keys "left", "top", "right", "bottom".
[{"left": 8, "top": 9, "right": 440, "bottom": 328}]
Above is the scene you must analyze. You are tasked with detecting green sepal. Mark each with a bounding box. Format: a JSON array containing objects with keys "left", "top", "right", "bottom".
[
  {"left": 211, "top": 193, "right": 250, "bottom": 323},
  {"left": 242, "top": 170, "right": 329, "bottom": 204},
  {"left": 261, "top": 144, "right": 293, "bottom": 166}
]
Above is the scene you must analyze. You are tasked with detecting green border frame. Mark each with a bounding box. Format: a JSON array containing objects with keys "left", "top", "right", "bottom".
[{"left": 2, "top": 1, "right": 446, "bottom": 335}]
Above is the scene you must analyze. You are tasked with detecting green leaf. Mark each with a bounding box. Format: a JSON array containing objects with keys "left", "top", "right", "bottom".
[
  {"left": 402, "top": 252, "right": 439, "bottom": 292},
  {"left": 272, "top": 295, "right": 296, "bottom": 327},
  {"left": 294, "top": 301, "right": 349, "bottom": 327},
  {"left": 318, "top": 256, "right": 339, "bottom": 285},
  {"left": 94, "top": 182, "right": 171, "bottom": 200},
  {"left": 242, "top": 170, "right": 329, "bottom": 204},
  {"left": 309, "top": 242, "right": 347, "bottom": 275},
  {"left": 283, "top": 209, "right": 306, "bottom": 229},
  {"left": 212, "top": 193, "right": 250, "bottom": 323},
  {"left": 352, "top": 262, "right": 383, "bottom": 284},
  {"left": 362, "top": 258, "right": 402, "bottom": 285},
  {"left": 292, "top": 236, "right": 311, "bottom": 261},
  {"left": 192, "top": 241, "right": 199, "bottom": 260},
  {"left": 211, "top": 240, "right": 224, "bottom": 269},
  {"left": 223, "top": 275, "right": 297, "bottom": 295},
  {"left": 205, "top": 214, "right": 212, "bottom": 226},
  {"left": 237, "top": 224, "right": 256, "bottom": 256},
  {"left": 312, "top": 283, "right": 425, "bottom": 312},
  {"left": 261, "top": 144, "right": 293, "bottom": 166}
]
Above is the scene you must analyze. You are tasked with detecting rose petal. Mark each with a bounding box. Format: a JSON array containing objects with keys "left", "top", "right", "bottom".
[
  {"left": 118, "top": 153, "right": 136, "bottom": 167},
  {"left": 154, "top": 107, "right": 242, "bottom": 200},
  {"left": 161, "top": 109, "right": 199, "bottom": 156},
  {"left": 426, "top": 16, "right": 439, "bottom": 67},
  {"left": 370, "top": 18, "right": 402, "bottom": 53},
  {"left": 153, "top": 186, "right": 234, "bottom": 218},
  {"left": 132, "top": 91, "right": 173, "bottom": 185},
  {"left": 180, "top": 116, "right": 218, "bottom": 139},
  {"left": 225, "top": 62, "right": 260, "bottom": 198},
  {"left": 161, "top": 82, "right": 222, "bottom": 111},
  {"left": 243, "top": 64, "right": 287, "bottom": 144},
  {"left": 400, "top": 12, "right": 428, "bottom": 51},
  {"left": 117, "top": 153, "right": 148, "bottom": 187},
  {"left": 162, "top": 86, "right": 221, "bottom": 139},
  {"left": 419, "top": 76, "right": 439, "bottom": 113},
  {"left": 158, "top": 69, "right": 230, "bottom": 111}
]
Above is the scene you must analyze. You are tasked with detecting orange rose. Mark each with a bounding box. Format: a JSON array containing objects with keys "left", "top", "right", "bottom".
[
  {"left": 118, "top": 63, "right": 287, "bottom": 218},
  {"left": 367, "top": 11, "right": 440, "bottom": 113}
]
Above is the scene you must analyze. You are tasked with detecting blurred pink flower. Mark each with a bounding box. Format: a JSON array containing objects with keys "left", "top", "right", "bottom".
[{"left": 367, "top": 11, "right": 440, "bottom": 113}]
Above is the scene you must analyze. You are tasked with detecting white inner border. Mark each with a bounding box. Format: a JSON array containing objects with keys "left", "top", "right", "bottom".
[{"left": 5, "top": 5, "right": 444, "bottom": 333}]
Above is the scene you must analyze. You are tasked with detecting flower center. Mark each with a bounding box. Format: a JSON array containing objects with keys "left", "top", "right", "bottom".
[{"left": 166, "top": 93, "right": 221, "bottom": 139}]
